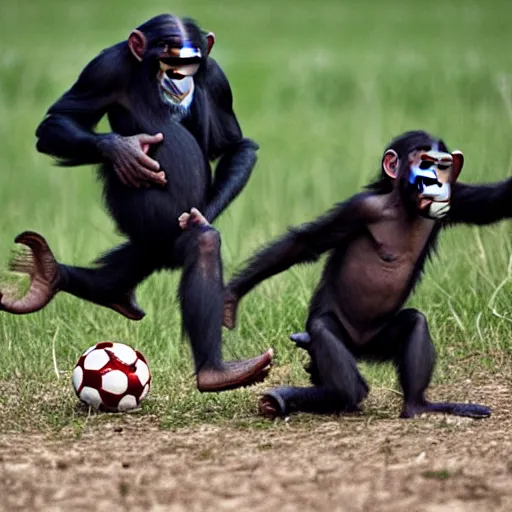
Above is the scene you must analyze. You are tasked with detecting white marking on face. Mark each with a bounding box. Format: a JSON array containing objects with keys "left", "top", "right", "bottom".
[
  {"left": 422, "top": 182, "right": 450, "bottom": 201},
  {"left": 428, "top": 201, "right": 451, "bottom": 219}
]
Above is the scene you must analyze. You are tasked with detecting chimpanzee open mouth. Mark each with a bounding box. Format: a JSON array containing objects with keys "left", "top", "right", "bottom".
[
  {"left": 157, "top": 59, "right": 199, "bottom": 107},
  {"left": 159, "top": 73, "right": 193, "bottom": 102}
]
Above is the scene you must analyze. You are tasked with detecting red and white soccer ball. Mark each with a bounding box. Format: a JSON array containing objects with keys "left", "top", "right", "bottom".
[{"left": 72, "top": 342, "right": 151, "bottom": 412}]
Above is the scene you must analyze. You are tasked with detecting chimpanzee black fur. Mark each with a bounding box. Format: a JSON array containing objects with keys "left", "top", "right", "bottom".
[
  {"left": 224, "top": 130, "right": 512, "bottom": 419},
  {"left": 0, "top": 14, "right": 273, "bottom": 392}
]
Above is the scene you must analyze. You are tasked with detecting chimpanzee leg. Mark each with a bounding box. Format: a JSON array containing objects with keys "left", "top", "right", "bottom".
[
  {"left": 0, "top": 232, "right": 154, "bottom": 319},
  {"left": 58, "top": 241, "right": 160, "bottom": 319},
  {"left": 259, "top": 387, "right": 353, "bottom": 418},
  {"left": 260, "top": 314, "right": 368, "bottom": 419},
  {"left": 173, "top": 225, "right": 273, "bottom": 392},
  {"left": 373, "top": 309, "right": 490, "bottom": 419}
]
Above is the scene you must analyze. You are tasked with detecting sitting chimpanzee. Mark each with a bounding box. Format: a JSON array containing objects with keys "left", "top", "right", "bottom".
[
  {"left": 0, "top": 14, "right": 273, "bottom": 392},
  {"left": 223, "top": 130, "right": 512, "bottom": 419}
]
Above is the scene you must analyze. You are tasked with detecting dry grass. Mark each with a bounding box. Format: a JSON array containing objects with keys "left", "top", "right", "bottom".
[{"left": 1, "top": 376, "right": 512, "bottom": 511}]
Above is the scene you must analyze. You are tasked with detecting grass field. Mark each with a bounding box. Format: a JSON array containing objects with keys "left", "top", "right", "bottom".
[
  {"left": 1, "top": 1, "right": 512, "bottom": 510},
  {"left": 0, "top": 0, "right": 511, "bottom": 435}
]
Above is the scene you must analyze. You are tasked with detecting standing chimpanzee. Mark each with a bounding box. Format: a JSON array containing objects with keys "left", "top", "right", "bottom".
[
  {"left": 0, "top": 14, "right": 273, "bottom": 392},
  {"left": 223, "top": 130, "right": 512, "bottom": 419}
]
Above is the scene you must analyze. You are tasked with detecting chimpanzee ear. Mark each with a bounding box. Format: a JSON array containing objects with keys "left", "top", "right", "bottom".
[
  {"left": 451, "top": 150, "right": 464, "bottom": 182},
  {"left": 205, "top": 32, "right": 215, "bottom": 55},
  {"left": 382, "top": 149, "right": 399, "bottom": 179},
  {"left": 128, "top": 30, "right": 147, "bottom": 62}
]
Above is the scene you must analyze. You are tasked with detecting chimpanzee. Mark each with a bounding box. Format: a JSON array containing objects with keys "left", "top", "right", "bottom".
[
  {"left": 0, "top": 14, "right": 273, "bottom": 392},
  {"left": 223, "top": 130, "right": 512, "bottom": 419}
]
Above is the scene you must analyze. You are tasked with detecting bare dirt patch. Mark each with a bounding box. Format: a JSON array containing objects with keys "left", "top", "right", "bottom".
[{"left": 1, "top": 379, "right": 512, "bottom": 512}]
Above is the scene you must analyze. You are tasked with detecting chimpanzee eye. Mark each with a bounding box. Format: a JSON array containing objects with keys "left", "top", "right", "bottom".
[{"left": 437, "top": 164, "right": 450, "bottom": 170}]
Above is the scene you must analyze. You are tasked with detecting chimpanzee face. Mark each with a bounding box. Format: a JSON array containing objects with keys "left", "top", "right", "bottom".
[
  {"left": 406, "top": 148, "right": 464, "bottom": 219},
  {"left": 155, "top": 42, "right": 201, "bottom": 109},
  {"left": 128, "top": 23, "right": 214, "bottom": 114},
  {"left": 383, "top": 140, "right": 464, "bottom": 220}
]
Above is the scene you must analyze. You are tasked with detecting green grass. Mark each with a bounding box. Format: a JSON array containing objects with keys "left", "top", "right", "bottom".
[
  {"left": 0, "top": 0, "right": 511, "bottom": 432},
  {"left": 422, "top": 470, "right": 451, "bottom": 481}
]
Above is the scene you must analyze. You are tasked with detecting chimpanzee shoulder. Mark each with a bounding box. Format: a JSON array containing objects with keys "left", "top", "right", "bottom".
[
  {"left": 192, "top": 57, "right": 246, "bottom": 160},
  {"left": 46, "top": 42, "right": 130, "bottom": 118}
]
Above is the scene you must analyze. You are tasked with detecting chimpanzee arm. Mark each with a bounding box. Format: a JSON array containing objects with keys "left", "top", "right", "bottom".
[
  {"left": 35, "top": 46, "right": 124, "bottom": 167},
  {"left": 205, "top": 139, "right": 259, "bottom": 223},
  {"left": 446, "top": 178, "right": 512, "bottom": 226},
  {"left": 228, "top": 194, "right": 381, "bottom": 300},
  {"left": 201, "top": 59, "right": 259, "bottom": 223}
]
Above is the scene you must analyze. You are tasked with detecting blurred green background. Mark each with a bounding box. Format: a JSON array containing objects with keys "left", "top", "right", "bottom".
[{"left": 0, "top": 0, "right": 510, "bottom": 428}]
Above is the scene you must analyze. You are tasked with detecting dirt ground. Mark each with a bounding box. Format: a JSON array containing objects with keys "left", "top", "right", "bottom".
[{"left": 1, "top": 379, "right": 512, "bottom": 512}]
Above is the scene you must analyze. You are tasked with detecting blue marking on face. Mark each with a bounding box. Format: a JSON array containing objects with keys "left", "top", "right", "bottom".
[
  {"left": 178, "top": 40, "right": 202, "bottom": 59},
  {"left": 408, "top": 167, "right": 438, "bottom": 186}
]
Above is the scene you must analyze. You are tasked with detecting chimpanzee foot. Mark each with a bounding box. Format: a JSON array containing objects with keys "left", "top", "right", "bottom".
[
  {"left": 401, "top": 401, "right": 491, "bottom": 419},
  {"left": 0, "top": 231, "right": 59, "bottom": 314},
  {"left": 106, "top": 290, "right": 146, "bottom": 320},
  {"left": 259, "top": 390, "right": 287, "bottom": 419},
  {"left": 196, "top": 349, "right": 273, "bottom": 392},
  {"left": 259, "top": 386, "right": 361, "bottom": 420}
]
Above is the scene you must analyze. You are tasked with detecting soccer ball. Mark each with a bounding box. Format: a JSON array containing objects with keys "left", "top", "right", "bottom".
[{"left": 72, "top": 341, "right": 151, "bottom": 412}]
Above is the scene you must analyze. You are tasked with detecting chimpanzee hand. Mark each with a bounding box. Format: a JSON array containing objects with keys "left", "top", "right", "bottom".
[
  {"left": 223, "top": 288, "right": 239, "bottom": 329},
  {"left": 178, "top": 208, "right": 210, "bottom": 230},
  {"left": 97, "top": 133, "right": 167, "bottom": 188}
]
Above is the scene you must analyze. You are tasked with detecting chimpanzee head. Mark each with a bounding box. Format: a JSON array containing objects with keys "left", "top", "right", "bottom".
[
  {"left": 127, "top": 14, "right": 214, "bottom": 113},
  {"left": 381, "top": 130, "right": 464, "bottom": 219}
]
